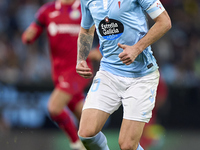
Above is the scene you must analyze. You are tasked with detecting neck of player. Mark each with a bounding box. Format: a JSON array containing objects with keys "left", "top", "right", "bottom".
[{"left": 60, "top": 0, "right": 75, "bottom": 4}]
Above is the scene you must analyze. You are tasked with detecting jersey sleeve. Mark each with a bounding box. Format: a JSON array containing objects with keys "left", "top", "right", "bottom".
[
  {"left": 21, "top": 22, "right": 43, "bottom": 44},
  {"left": 35, "top": 4, "right": 48, "bottom": 27},
  {"left": 80, "top": 0, "right": 94, "bottom": 29},
  {"left": 138, "top": 0, "right": 165, "bottom": 19}
]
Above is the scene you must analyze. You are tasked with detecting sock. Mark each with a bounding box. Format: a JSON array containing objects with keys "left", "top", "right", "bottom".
[
  {"left": 50, "top": 109, "right": 79, "bottom": 143},
  {"left": 70, "top": 140, "right": 86, "bottom": 150},
  {"left": 137, "top": 144, "right": 144, "bottom": 150},
  {"left": 78, "top": 131, "right": 110, "bottom": 150}
]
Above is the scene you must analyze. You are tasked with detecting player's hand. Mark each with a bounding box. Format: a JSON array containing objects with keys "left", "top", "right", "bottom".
[
  {"left": 76, "top": 60, "right": 93, "bottom": 79},
  {"left": 118, "top": 43, "right": 142, "bottom": 65}
]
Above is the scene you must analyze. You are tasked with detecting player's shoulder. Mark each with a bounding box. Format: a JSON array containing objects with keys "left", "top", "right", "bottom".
[{"left": 37, "top": 2, "right": 56, "bottom": 15}]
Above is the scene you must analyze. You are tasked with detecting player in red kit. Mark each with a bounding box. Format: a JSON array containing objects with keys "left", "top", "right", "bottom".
[{"left": 22, "top": 0, "right": 101, "bottom": 150}]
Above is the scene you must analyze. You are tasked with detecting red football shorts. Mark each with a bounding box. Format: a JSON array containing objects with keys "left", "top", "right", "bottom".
[{"left": 54, "top": 68, "right": 92, "bottom": 111}]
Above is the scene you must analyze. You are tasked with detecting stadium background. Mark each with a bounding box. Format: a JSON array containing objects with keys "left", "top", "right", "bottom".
[{"left": 0, "top": 0, "right": 200, "bottom": 150}]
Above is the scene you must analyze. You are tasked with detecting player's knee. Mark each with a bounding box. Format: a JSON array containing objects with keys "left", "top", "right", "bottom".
[
  {"left": 119, "top": 139, "right": 138, "bottom": 150},
  {"left": 119, "top": 142, "right": 133, "bottom": 150},
  {"left": 47, "top": 102, "right": 62, "bottom": 116},
  {"left": 78, "top": 127, "right": 98, "bottom": 138}
]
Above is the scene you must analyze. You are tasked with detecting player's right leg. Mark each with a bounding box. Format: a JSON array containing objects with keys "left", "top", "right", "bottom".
[
  {"left": 78, "top": 70, "right": 122, "bottom": 150},
  {"left": 48, "top": 88, "right": 85, "bottom": 150},
  {"left": 118, "top": 119, "right": 145, "bottom": 150},
  {"left": 78, "top": 108, "right": 110, "bottom": 150}
]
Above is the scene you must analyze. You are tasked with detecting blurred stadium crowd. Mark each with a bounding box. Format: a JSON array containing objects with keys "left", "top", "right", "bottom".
[
  {"left": 0, "top": 0, "right": 200, "bottom": 87},
  {"left": 0, "top": 0, "right": 52, "bottom": 85}
]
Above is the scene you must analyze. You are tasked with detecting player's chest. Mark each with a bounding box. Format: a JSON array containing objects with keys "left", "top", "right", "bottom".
[
  {"left": 46, "top": 8, "right": 81, "bottom": 36},
  {"left": 46, "top": 8, "right": 81, "bottom": 24},
  {"left": 88, "top": 0, "right": 134, "bottom": 19}
]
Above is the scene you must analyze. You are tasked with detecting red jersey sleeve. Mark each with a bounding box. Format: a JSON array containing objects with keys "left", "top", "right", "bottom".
[
  {"left": 21, "top": 22, "right": 43, "bottom": 44},
  {"left": 22, "top": 3, "right": 51, "bottom": 44},
  {"left": 35, "top": 3, "right": 49, "bottom": 27}
]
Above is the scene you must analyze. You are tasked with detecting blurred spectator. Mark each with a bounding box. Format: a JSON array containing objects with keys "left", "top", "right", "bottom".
[
  {"left": 0, "top": 0, "right": 51, "bottom": 85},
  {"left": 15, "top": 0, "right": 40, "bottom": 32}
]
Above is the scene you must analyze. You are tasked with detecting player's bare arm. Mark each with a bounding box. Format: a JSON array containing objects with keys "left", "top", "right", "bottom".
[
  {"left": 119, "top": 10, "right": 171, "bottom": 65},
  {"left": 76, "top": 25, "right": 95, "bottom": 78},
  {"left": 22, "top": 22, "right": 43, "bottom": 44},
  {"left": 22, "top": 27, "right": 37, "bottom": 43},
  {"left": 77, "top": 25, "right": 95, "bottom": 63}
]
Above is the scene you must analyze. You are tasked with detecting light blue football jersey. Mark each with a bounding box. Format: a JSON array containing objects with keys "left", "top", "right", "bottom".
[{"left": 81, "top": 0, "right": 159, "bottom": 78}]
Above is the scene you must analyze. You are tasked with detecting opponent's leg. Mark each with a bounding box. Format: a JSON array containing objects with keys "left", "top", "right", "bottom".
[
  {"left": 78, "top": 109, "right": 110, "bottom": 150},
  {"left": 67, "top": 93, "right": 85, "bottom": 121},
  {"left": 72, "top": 100, "right": 84, "bottom": 120},
  {"left": 48, "top": 88, "right": 85, "bottom": 150},
  {"left": 118, "top": 119, "right": 145, "bottom": 150}
]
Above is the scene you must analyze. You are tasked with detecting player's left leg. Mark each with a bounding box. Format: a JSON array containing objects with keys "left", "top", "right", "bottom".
[
  {"left": 67, "top": 94, "right": 89, "bottom": 150},
  {"left": 48, "top": 88, "right": 85, "bottom": 150},
  {"left": 119, "top": 119, "right": 145, "bottom": 150},
  {"left": 67, "top": 93, "right": 85, "bottom": 121},
  {"left": 118, "top": 70, "right": 160, "bottom": 150},
  {"left": 73, "top": 100, "right": 83, "bottom": 120}
]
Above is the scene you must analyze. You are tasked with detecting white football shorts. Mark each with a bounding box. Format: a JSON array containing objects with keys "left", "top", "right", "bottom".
[{"left": 83, "top": 70, "right": 160, "bottom": 123}]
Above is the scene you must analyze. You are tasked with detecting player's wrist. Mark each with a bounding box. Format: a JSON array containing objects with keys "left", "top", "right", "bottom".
[
  {"left": 132, "top": 44, "right": 144, "bottom": 54},
  {"left": 76, "top": 59, "right": 86, "bottom": 65}
]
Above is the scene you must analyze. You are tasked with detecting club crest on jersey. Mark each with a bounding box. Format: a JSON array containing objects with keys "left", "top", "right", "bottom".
[
  {"left": 105, "top": 17, "right": 109, "bottom": 23},
  {"left": 157, "top": 2, "right": 162, "bottom": 10},
  {"left": 70, "top": 9, "right": 80, "bottom": 20},
  {"left": 98, "top": 17, "right": 124, "bottom": 40}
]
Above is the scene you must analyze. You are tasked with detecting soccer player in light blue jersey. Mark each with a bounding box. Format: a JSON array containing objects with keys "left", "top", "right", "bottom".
[{"left": 76, "top": 0, "right": 171, "bottom": 149}]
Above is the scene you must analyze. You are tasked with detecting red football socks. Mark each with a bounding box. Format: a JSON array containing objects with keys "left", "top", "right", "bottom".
[{"left": 51, "top": 110, "right": 79, "bottom": 143}]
